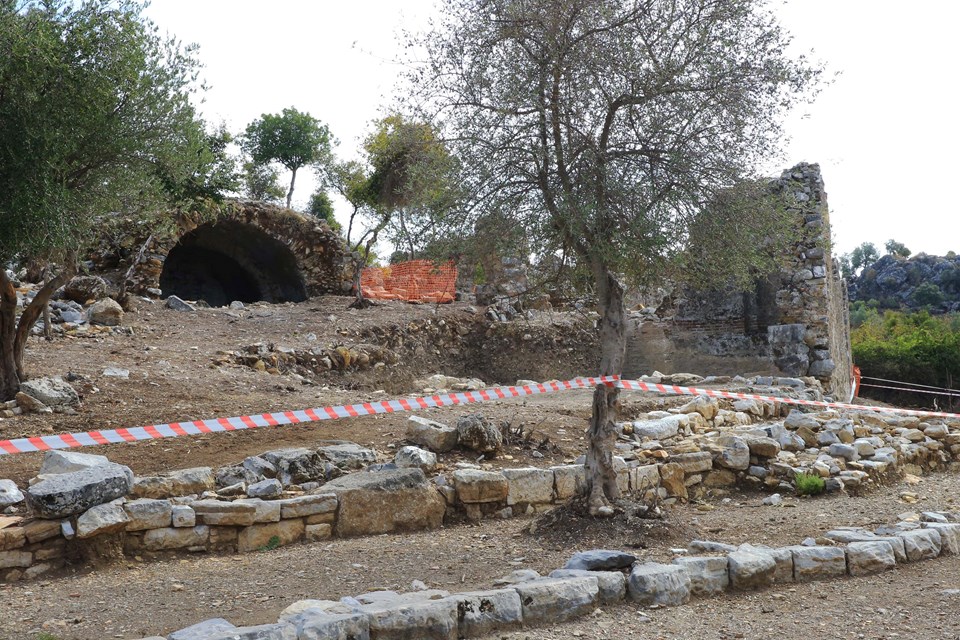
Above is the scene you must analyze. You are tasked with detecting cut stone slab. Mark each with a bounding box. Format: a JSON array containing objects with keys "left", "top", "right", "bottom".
[
  {"left": 278, "top": 494, "right": 337, "bottom": 519},
  {"left": 630, "top": 415, "right": 688, "bottom": 440},
  {"left": 203, "top": 623, "right": 294, "bottom": 639},
  {"left": 320, "top": 444, "right": 378, "bottom": 469},
  {"left": 290, "top": 610, "right": 370, "bottom": 640},
  {"left": 502, "top": 468, "right": 554, "bottom": 505},
  {"left": 672, "top": 556, "right": 729, "bottom": 595},
  {"left": 394, "top": 446, "right": 438, "bottom": 472},
  {"left": 728, "top": 549, "right": 776, "bottom": 590},
  {"left": 323, "top": 468, "right": 445, "bottom": 537},
  {"left": 548, "top": 569, "right": 626, "bottom": 604},
  {"left": 361, "top": 596, "right": 458, "bottom": 640},
  {"left": 452, "top": 469, "right": 509, "bottom": 504},
  {"left": 738, "top": 544, "right": 793, "bottom": 583},
  {"left": 0, "top": 550, "right": 32, "bottom": 569},
  {"left": 247, "top": 479, "right": 283, "bottom": 499},
  {"left": 658, "top": 462, "right": 687, "bottom": 500},
  {"left": 19, "top": 376, "right": 79, "bottom": 408},
  {"left": 124, "top": 498, "right": 173, "bottom": 531},
  {"left": 786, "top": 545, "right": 847, "bottom": 581},
  {"left": 39, "top": 450, "right": 111, "bottom": 476},
  {"left": 670, "top": 452, "right": 713, "bottom": 474},
  {"left": 171, "top": 505, "right": 197, "bottom": 528},
  {"left": 552, "top": 465, "right": 587, "bottom": 500},
  {"left": 191, "top": 500, "right": 257, "bottom": 527},
  {"left": 627, "top": 563, "right": 691, "bottom": 606},
  {"left": 142, "top": 526, "right": 209, "bottom": 551},
  {"left": 0, "top": 479, "right": 24, "bottom": 507},
  {"left": 564, "top": 549, "right": 636, "bottom": 572},
  {"left": 897, "top": 529, "right": 942, "bottom": 561},
  {"left": 231, "top": 499, "right": 281, "bottom": 524},
  {"left": 923, "top": 523, "right": 960, "bottom": 554},
  {"left": 846, "top": 540, "right": 897, "bottom": 576},
  {"left": 168, "top": 618, "right": 235, "bottom": 640},
  {"left": 448, "top": 589, "right": 523, "bottom": 638},
  {"left": 26, "top": 463, "right": 134, "bottom": 519},
  {"left": 407, "top": 416, "right": 459, "bottom": 453},
  {"left": 237, "top": 519, "right": 306, "bottom": 553},
  {"left": 511, "top": 576, "right": 599, "bottom": 625}
]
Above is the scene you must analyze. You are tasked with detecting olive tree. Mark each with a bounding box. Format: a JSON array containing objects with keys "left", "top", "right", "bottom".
[
  {"left": 408, "top": 0, "right": 821, "bottom": 515},
  {"left": 0, "top": 0, "right": 207, "bottom": 401}
]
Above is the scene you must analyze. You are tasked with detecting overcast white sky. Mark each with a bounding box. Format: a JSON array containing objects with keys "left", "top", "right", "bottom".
[{"left": 145, "top": 0, "right": 960, "bottom": 258}]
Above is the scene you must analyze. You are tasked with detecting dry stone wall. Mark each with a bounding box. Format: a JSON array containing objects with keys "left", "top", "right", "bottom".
[{"left": 627, "top": 163, "right": 852, "bottom": 400}]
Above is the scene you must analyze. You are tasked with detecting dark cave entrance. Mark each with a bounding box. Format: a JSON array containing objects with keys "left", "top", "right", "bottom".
[{"left": 159, "top": 221, "right": 308, "bottom": 307}]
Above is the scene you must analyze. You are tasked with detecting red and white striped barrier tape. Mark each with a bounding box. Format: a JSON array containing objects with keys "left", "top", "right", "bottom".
[
  {"left": 0, "top": 376, "right": 619, "bottom": 456},
  {"left": 2, "top": 374, "right": 957, "bottom": 457}
]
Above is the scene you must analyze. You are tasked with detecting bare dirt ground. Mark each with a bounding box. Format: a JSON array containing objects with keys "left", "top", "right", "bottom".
[{"left": 2, "top": 296, "right": 959, "bottom": 639}]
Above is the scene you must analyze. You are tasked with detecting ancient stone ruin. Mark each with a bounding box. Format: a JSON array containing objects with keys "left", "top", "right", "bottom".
[
  {"left": 626, "top": 163, "right": 853, "bottom": 400},
  {"left": 122, "top": 201, "right": 351, "bottom": 305}
]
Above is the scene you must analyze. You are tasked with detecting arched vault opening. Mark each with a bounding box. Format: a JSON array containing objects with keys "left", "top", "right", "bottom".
[{"left": 159, "top": 220, "right": 307, "bottom": 306}]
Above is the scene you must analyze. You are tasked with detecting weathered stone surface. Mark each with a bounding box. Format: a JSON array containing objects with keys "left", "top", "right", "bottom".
[
  {"left": 897, "top": 529, "right": 942, "bottom": 561},
  {"left": 689, "top": 540, "right": 738, "bottom": 554},
  {"left": 452, "top": 469, "right": 509, "bottom": 504},
  {"left": 132, "top": 467, "right": 215, "bottom": 499},
  {"left": 456, "top": 414, "right": 503, "bottom": 454},
  {"left": 23, "top": 519, "right": 61, "bottom": 544},
  {"left": 168, "top": 618, "right": 235, "bottom": 640},
  {"left": 165, "top": 295, "right": 197, "bottom": 312},
  {"left": 64, "top": 275, "right": 107, "bottom": 303},
  {"left": 262, "top": 449, "right": 326, "bottom": 486},
  {"left": 324, "top": 468, "right": 445, "bottom": 537},
  {"left": 631, "top": 415, "right": 688, "bottom": 440},
  {"left": 703, "top": 469, "right": 737, "bottom": 487},
  {"left": 87, "top": 297, "right": 124, "bottom": 326},
  {"left": 142, "top": 526, "right": 209, "bottom": 551},
  {"left": 548, "top": 569, "right": 626, "bottom": 604},
  {"left": 670, "top": 452, "right": 713, "bottom": 474},
  {"left": 846, "top": 541, "right": 897, "bottom": 576},
  {"left": 247, "top": 479, "right": 283, "bottom": 499},
  {"left": 305, "top": 523, "right": 332, "bottom": 542},
  {"left": 924, "top": 523, "right": 960, "bottom": 554},
  {"left": 394, "top": 446, "right": 437, "bottom": 472},
  {"left": 552, "top": 465, "right": 586, "bottom": 500},
  {"left": 362, "top": 596, "right": 458, "bottom": 640},
  {"left": 672, "top": 556, "right": 729, "bottom": 595},
  {"left": 511, "top": 577, "right": 599, "bottom": 624},
  {"left": 784, "top": 410, "right": 820, "bottom": 430},
  {"left": 712, "top": 435, "right": 750, "bottom": 470},
  {"left": 658, "top": 462, "right": 687, "bottom": 500},
  {"left": 292, "top": 610, "right": 370, "bottom": 640},
  {"left": 564, "top": 549, "right": 636, "bottom": 572},
  {"left": 26, "top": 463, "right": 133, "bottom": 519},
  {"left": 39, "top": 450, "right": 111, "bottom": 476},
  {"left": 19, "top": 376, "right": 79, "bottom": 408},
  {"left": 502, "top": 468, "right": 554, "bottom": 505},
  {"left": 786, "top": 545, "right": 846, "bottom": 581},
  {"left": 232, "top": 498, "right": 281, "bottom": 524},
  {"left": 743, "top": 436, "right": 781, "bottom": 458},
  {"left": 0, "top": 479, "right": 24, "bottom": 507},
  {"left": 204, "top": 622, "right": 294, "bottom": 640},
  {"left": 191, "top": 499, "right": 257, "bottom": 526},
  {"left": 676, "top": 396, "right": 719, "bottom": 420},
  {"left": 0, "top": 549, "right": 33, "bottom": 569},
  {"left": 320, "top": 444, "right": 378, "bottom": 469},
  {"left": 407, "top": 416, "right": 459, "bottom": 453},
  {"left": 627, "top": 563, "right": 691, "bottom": 606},
  {"left": 124, "top": 498, "right": 172, "bottom": 531},
  {"left": 274, "top": 494, "right": 335, "bottom": 519},
  {"left": 728, "top": 549, "right": 776, "bottom": 589},
  {"left": 237, "top": 519, "right": 306, "bottom": 553},
  {"left": 449, "top": 589, "right": 523, "bottom": 637},
  {"left": 0, "top": 526, "right": 25, "bottom": 551},
  {"left": 171, "top": 505, "right": 196, "bottom": 528}
]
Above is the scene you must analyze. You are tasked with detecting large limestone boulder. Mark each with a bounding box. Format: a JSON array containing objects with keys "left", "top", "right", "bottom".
[
  {"left": 87, "top": 298, "right": 124, "bottom": 326},
  {"left": 323, "top": 468, "right": 445, "bottom": 537},
  {"left": 63, "top": 275, "right": 107, "bottom": 303},
  {"left": 19, "top": 376, "right": 79, "bottom": 408},
  {"left": 26, "top": 462, "right": 134, "bottom": 518}
]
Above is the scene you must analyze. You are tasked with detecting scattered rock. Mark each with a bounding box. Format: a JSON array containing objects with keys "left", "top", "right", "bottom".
[{"left": 456, "top": 414, "right": 503, "bottom": 454}]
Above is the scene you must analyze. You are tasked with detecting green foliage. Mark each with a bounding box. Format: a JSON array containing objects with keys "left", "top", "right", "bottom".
[
  {"left": 848, "top": 242, "right": 879, "bottom": 277},
  {"left": 849, "top": 300, "right": 879, "bottom": 329},
  {"left": 885, "top": 239, "right": 911, "bottom": 258},
  {"left": 852, "top": 309, "right": 960, "bottom": 408},
  {"left": 912, "top": 282, "right": 944, "bottom": 308},
  {"left": 259, "top": 535, "right": 281, "bottom": 551},
  {"left": 242, "top": 161, "right": 286, "bottom": 203},
  {"left": 306, "top": 189, "right": 341, "bottom": 232},
  {"left": 794, "top": 472, "right": 826, "bottom": 496},
  {"left": 243, "top": 107, "right": 332, "bottom": 207},
  {"left": 0, "top": 0, "right": 206, "bottom": 263}
]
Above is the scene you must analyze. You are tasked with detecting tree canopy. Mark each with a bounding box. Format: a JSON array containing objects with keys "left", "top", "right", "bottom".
[
  {"left": 407, "top": 0, "right": 821, "bottom": 514},
  {"left": 885, "top": 239, "right": 911, "bottom": 258},
  {"left": 243, "top": 107, "right": 332, "bottom": 208}
]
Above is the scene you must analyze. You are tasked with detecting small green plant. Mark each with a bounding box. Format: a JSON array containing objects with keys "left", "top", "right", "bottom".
[
  {"left": 795, "top": 472, "right": 826, "bottom": 496},
  {"left": 259, "top": 535, "right": 282, "bottom": 551},
  {"left": 36, "top": 633, "right": 62, "bottom": 640}
]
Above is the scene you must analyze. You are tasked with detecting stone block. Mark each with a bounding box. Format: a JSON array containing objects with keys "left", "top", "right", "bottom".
[
  {"left": 362, "top": 596, "right": 458, "bottom": 640},
  {"left": 846, "top": 541, "right": 897, "bottom": 576},
  {"left": 502, "top": 468, "right": 554, "bottom": 505},
  {"left": 168, "top": 618, "right": 235, "bottom": 640},
  {"left": 0, "top": 526, "right": 25, "bottom": 551},
  {"left": 247, "top": 479, "right": 283, "bottom": 499},
  {"left": 551, "top": 465, "right": 586, "bottom": 500},
  {"left": 76, "top": 501, "right": 130, "bottom": 538},
  {"left": 632, "top": 464, "right": 661, "bottom": 494},
  {"left": 0, "top": 549, "right": 32, "bottom": 569},
  {"left": 712, "top": 435, "right": 750, "bottom": 470},
  {"left": 294, "top": 611, "right": 370, "bottom": 640},
  {"left": 142, "top": 526, "right": 210, "bottom": 551},
  {"left": 897, "top": 529, "right": 942, "bottom": 561},
  {"left": 191, "top": 500, "right": 257, "bottom": 526},
  {"left": 548, "top": 569, "right": 626, "bottom": 604},
  {"left": 278, "top": 494, "right": 338, "bottom": 519},
  {"left": 305, "top": 524, "right": 332, "bottom": 542},
  {"left": 0, "top": 479, "right": 24, "bottom": 507},
  {"left": 395, "top": 446, "right": 438, "bottom": 472},
  {"left": 407, "top": 416, "right": 459, "bottom": 453},
  {"left": 564, "top": 549, "right": 636, "bottom": 571},
  {"left": 786, "top": 545, "right": 846, "bottom": 581},
  {"left": 511, "top": 577, "right": 599, "bottom": 625},
  {"left": 237, "top": 519, "right": 306, "bottom": 553},
  {"left": 132, "top": 467, "right": 215, "bottom": 499},
  {"left": 320, "top": 444, "right": 378, "bottom": 469},
  {"left": 19, "top": 376, "right": 79, "bottom": 408},
  {"left": 452, "top": 469, "right": 509, "bottom": 504},
  {"left": 124, "top": 498, "right": 172, "bottom": 531},
  {"left": 631, "top": 415, "right": 687, "bottom": 440},
  {"left": 923, "top": 523, "right": 960, "bottom": 554},
  {"left": 627, "top": 563, "right": 691, "bottom": 606},
  {"left": 39, "top": 450, "right": 111, "bottom": 475},
  {"left": 204, "top": 623, "right": 294, "bottom": 640},
  {"left": 670, "top": 452, "right": 713, "bottom": 474},
  {"left": 234, "top": 498, "right": 282, "bottom": 523},
  {"left": 449, "top": 589, "right": 523, "bottom": 637},
  {"left": 171, "top": 505, "right": 197, "bottom": 528},
  {"left": 672, "top": 556, "right": 729, "bottom": 595},
  {"left": 324, "top": 468, "right": 445, "bottom": 537},
  {"left": 26, "top": 463, "right": 133, "bottom": 518},
  {"left": 658, "top": 463, "right": 687, "bottom": 500},
  {"left": 728, "top": 550, "right": 776, "bottom": 590}
]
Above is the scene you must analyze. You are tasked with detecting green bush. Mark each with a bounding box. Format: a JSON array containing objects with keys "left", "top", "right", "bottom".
[{"left": 795, "top": 472, "right": 826, "bottom": 496}]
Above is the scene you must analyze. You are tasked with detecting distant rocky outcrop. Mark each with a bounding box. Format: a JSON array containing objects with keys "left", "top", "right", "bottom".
[{"left": 850, "top": 253, "right": 960, "bottom": 312}]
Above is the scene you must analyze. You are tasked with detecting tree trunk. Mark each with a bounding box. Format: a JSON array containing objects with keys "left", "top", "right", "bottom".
[
  {"left": 286, "top": 166, "right": 298, "bottom": 209},
  {"left": 0, "top": 270, "right": 21, "bottom": 401},
  {"left": 14, "top": 260, "right": 76, "bottom": 380},
  {"left": 584, "top": 267, "right": 626, "bottom": 516}
]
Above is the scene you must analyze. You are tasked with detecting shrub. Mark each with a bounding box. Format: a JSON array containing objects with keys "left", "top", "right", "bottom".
[{"left": 795, "top": 472, "right": 826, "bottom": 496}]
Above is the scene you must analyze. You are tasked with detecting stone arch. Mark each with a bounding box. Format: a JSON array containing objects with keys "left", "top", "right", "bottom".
[{"left": 124, "top": 201, "right": 349, "bottom": 304}]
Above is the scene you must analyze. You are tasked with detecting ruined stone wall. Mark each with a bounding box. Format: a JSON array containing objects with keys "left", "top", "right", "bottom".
[{"left": 626, "top": 163, "right": 853, "bottom": 399}]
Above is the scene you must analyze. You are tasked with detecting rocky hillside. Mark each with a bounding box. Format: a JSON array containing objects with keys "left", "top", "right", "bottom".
[{"left": 850, "top": 253, "right": 960, "bottom": 312}]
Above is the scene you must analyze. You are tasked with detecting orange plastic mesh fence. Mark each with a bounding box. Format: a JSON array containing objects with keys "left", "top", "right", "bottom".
[{"left": 360, "top": 260, "right": 457, "bottom": 303}]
